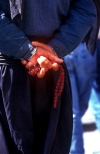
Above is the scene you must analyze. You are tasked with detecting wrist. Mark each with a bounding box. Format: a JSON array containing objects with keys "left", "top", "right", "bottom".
[{"left": 28, "top": 47, "right": 37, "bottom": 60}]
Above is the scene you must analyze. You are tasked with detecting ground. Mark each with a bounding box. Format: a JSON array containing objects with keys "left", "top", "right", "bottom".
[{"left": 82, "top": 105, "right": 100, "bottom": 154}]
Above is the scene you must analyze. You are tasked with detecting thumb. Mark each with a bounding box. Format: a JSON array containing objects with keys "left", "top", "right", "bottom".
[{"left": 47, "top": 52, "right": 63, "bottom": 64}]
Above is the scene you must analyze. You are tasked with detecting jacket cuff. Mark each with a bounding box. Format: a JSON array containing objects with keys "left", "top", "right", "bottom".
[
  {"left": 48, "top": 38, "right": 69, "bottom": 58},
  {"left": 15, "top": 40, "right": 35, "bottom": 60}
]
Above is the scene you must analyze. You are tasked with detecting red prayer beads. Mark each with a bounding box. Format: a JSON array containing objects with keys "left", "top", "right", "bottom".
[{"left": 53, "top": 65, "right": 65, "bottom": 108}]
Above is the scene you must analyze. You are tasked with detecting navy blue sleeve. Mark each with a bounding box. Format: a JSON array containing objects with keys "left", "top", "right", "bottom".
[
  {"left": 0, "top": 10, "right": 34, "bottom": 60},
  {"left": 48, "top": 0, "right": 97, "bottom": 57}
]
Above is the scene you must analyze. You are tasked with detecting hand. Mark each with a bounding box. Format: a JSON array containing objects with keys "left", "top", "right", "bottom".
[
  {"left": 25, "top": 42, "right": 63, "bottom": 70},
  {"left": 28, "top": 56, "right": 59, "bottom": 78},
  {"left": 21, "top": 41, "right": 62, "bottom": 78},
  {"left": 32, "top": 42, "right": 60, "bottom": 71},
  {"left": 28, "top": 56, "right": 52, "bottom": 78}
]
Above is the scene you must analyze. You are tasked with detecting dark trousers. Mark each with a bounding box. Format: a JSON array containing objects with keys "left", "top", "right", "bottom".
[
  {"left": 0, "top": 61, "right": 72, "bottom": 154},
  {"left": 0, "top": 62, "right": 35, "bottom": 154}
]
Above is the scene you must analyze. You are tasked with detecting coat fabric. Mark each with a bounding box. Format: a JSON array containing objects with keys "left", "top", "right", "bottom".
[
  {"left": 9, "top": 0, "right": 100, "bottom": 55},
  {"left": 0, "top": 0, "right": 97, "bottom": 59}
]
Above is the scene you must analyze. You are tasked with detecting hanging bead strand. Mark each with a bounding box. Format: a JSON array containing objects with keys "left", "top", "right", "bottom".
[{"left": 53, "top": 65, "right": 65, "bottom": 108}]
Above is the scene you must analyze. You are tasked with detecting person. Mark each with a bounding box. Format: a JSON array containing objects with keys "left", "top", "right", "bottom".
[
  {"left": 64, "top": 43, "right": 96, "bottom": 154},
  {"left": 0, "top": 0, "right": 98, "bottom": 154},
  {"left": 89, "top": 33, "right": 100, "bottom": 132}
]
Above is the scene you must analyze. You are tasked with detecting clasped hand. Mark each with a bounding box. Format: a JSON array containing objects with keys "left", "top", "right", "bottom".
[{"left": 21, "top": 42, "right": 63, "bottom": 78}]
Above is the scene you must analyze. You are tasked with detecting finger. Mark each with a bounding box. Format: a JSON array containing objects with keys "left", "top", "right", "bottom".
[
  {"left": 43, "top": 58, "right": 52, "bottom": 69},
  {"left": 21, "top": 60, "right": 27, "bottom": 65},
  {"left": 25, "top": 61, "right": 34, "bottom": 69},
  {"left": 36, "top": 48, "right": 63, "bottom": 64},
  {"left": 38, "top": 62, "right": 48, "bottom": 72},
  {"left": 52, "top": 63, "right": 59, "bottom": 71},
  {"left": 47, "top": 52, "right": 63, "bottom": 63},
  {"left": 28, "top": 67, "right": 40, "bottom": 76},
  {"left": 28, "top": 71, "right": 35, "bottom": 76},
  {"left": 29, "top": 67, "right": 40, "bottom": 74},
  {"left": 37, "top": 56, "right": 52, "bottom": 71},
  {"left": 37, "top": 68, "right": 45, "bottom": 78}
]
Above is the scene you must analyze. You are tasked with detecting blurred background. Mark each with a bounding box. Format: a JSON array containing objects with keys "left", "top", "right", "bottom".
[
  {"left": 83, "top": 32, "right": 100, "bottom": 154},
  {"left": 82, "top": 102, "right": 100, "bottom": 154},
  {"left": 64, "top": 30, "right": 100, "bottom": 154}
]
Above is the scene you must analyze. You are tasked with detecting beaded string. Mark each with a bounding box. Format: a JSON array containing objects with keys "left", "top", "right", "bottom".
[
  {"left": 53, "top": 65, "right": 65, "bottom": 108},
  {"left": 31, "top": 63, "right": 65, "bottom": 108}
]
